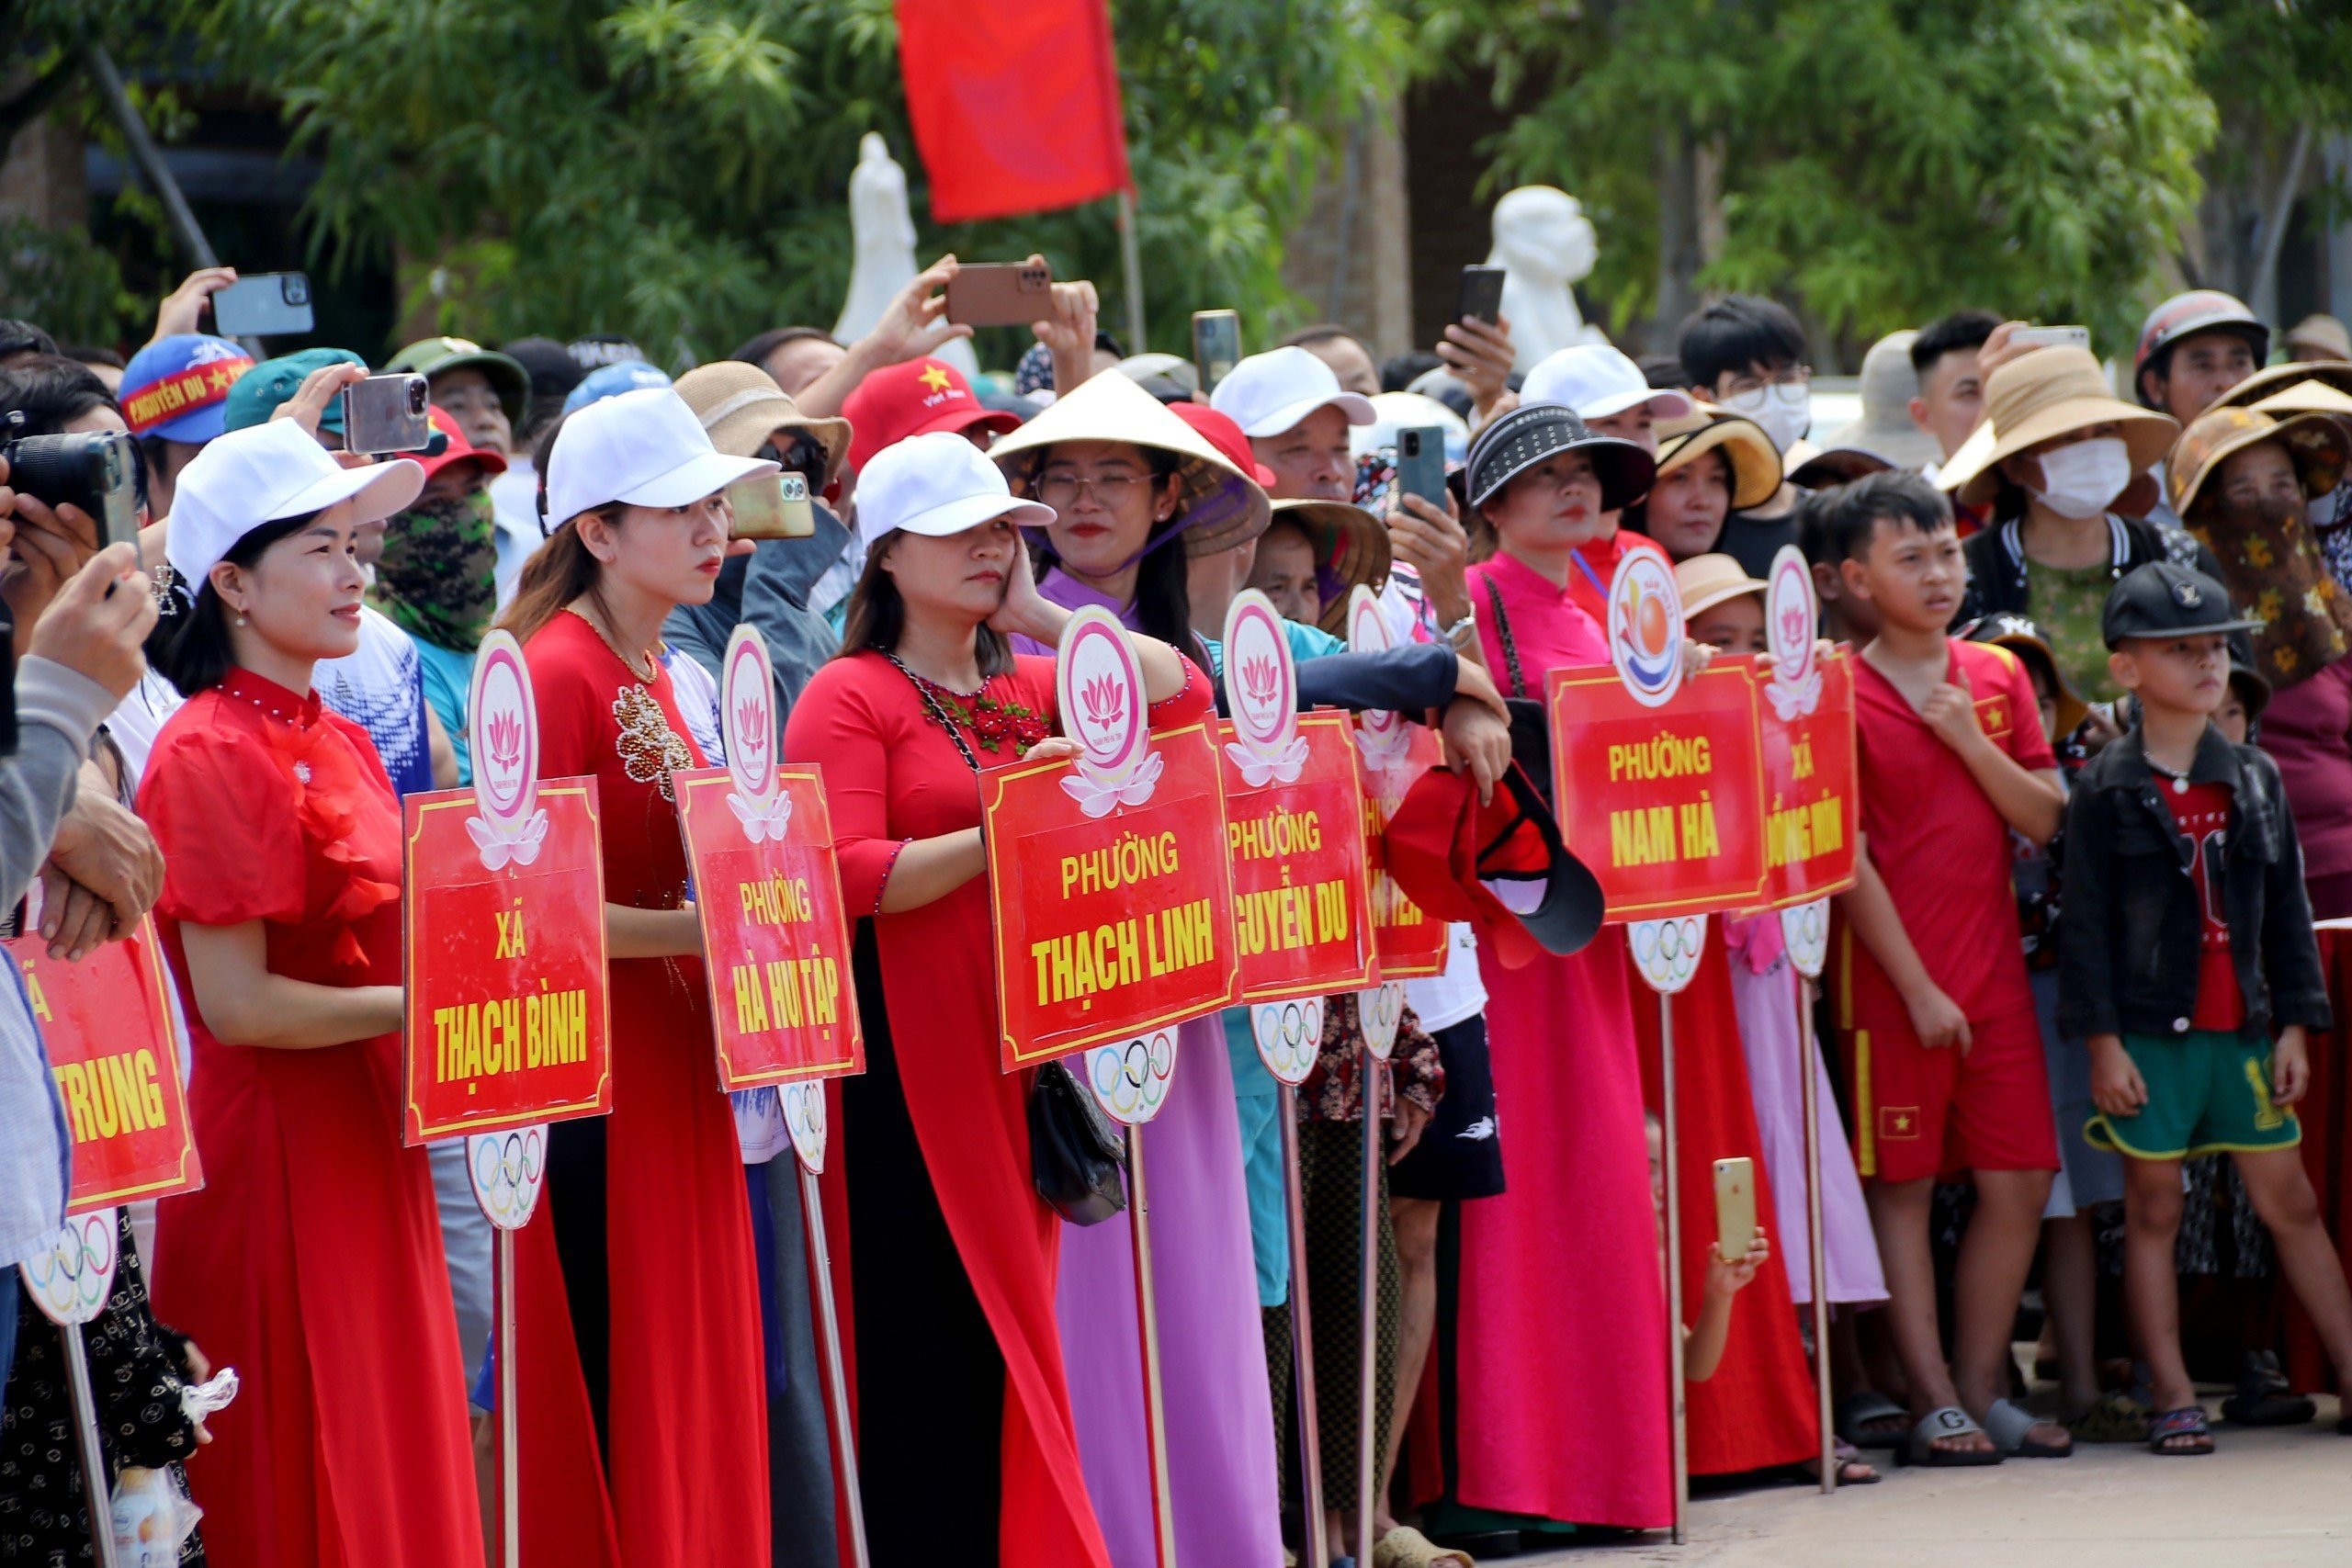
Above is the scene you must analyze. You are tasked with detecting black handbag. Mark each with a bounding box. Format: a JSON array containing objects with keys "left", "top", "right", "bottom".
[{"left": 1027, "top": 1059, "right": 1128, "bottom": 1225}]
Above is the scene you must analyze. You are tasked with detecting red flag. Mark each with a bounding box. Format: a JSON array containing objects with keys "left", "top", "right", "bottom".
[{"left": 895, "top": 0, "right": 1132, "bottom": 223}]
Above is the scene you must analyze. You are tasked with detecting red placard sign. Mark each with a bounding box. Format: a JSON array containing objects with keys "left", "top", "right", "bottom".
[
  {"left": 14, "top": 915, "right": 200, "bottom": 1213},
  {"left": 1756, "top": 650, "right": 1860, "bottom": 908},
  {"left": 984, "top": 608, "right": 1240, "bottom": 1069},
  {"left": 1218, "top": 592, "right": 1377, "bottom": 1000},
  {"left": 676, "top": 628, "right": 864, "bottom": 1087},
  {"left": 1545, "top": 660, "right": 1770, "bottom": 919},
  {"left": 401, "top": 632, "right": 612, "bottom": 1144},
  {"left": 1345, "top": 587, "right": 1448, "bottom": 976}
]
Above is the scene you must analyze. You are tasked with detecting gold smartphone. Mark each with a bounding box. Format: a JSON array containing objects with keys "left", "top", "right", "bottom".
[
  {"left": 1713, "top": 1156, "right": 1757, "bottom": 1261},
  {"left": 728, "top": 470, "right": 814, "bottom": 540}
]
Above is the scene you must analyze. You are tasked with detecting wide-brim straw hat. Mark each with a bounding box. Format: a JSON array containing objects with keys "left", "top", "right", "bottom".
[
  {"left": 1654, "top": 407, "right": 1782, "bottom": 511},
  {"left": 2253, "top": 379, "right": 2352, "bottom": 420},
  {"left": 673, "top": 360, "right": 851, "bottom": 485},
  {"left": 989, "top": 368, "right": 1272, "bottom": 557},
  {"left": 2165, "top": 405, "right": 2351, "bottom": 519},
  {"left": 2213, "top": 360, "right": 2352, "bottom": 413},
  {"left": 1941, "top": 346, "right": 2179, "bottom": 508},
  {"left": 1266, "top": 497, "right": 1392, "bottom": 635},
  {"left": 1671, "top": 552, "right": 1767, "bottom": 622}
]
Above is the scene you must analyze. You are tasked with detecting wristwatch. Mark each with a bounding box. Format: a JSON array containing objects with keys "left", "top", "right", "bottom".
[{"left": 1441, "top": 606, "right": 1478, "bottom": 650}]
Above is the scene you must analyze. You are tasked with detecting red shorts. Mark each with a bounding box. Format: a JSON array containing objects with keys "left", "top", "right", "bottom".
[{"left": 1839, "top": 1005, "right": 2058, "bottom": 1184}]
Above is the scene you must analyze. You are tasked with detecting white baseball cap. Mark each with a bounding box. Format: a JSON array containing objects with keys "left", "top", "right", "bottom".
[
  {"left": 544, "top": 386, "right": 776, "bottom": 529},
  {"left": 1521, "top": 345, "right": 1694, "bottom": 423},
  {"left": 854, "top": 431, "right": 1055, "bottom": 549},
  {"left": 166, "top": 419, "right": 424, "bottom": 590},
  {"left": 1209, "top": 345, "right": 1376, "bottom": 438}
]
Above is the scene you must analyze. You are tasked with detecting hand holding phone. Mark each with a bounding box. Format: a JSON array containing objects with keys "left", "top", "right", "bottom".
[
  {"left": 1713, "top": 1156, "right": 1758, "bottom": 1264},
  {"left": 209, "top": 272, "right": 314, "bottom": 339},
  {"left": 945, "top": 261, "right": 1053, "bottom": 327},
  {"left": 1193, "top": 310, "right": 1242, "bottom": 393},
  {"left": 2009, "top": 325, "right": 2090, "bottom": 353},
  {"left": 728, "top": 471, "right": 814, "bottom": 540},
  {"left": 1454, "top": 265, "right": 1507, "bottom": 326},
  {"left": 340, "top": 374, "right": 433, "bottom": 457}
]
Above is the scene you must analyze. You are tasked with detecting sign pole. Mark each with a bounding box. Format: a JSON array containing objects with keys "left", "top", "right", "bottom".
[
  {"left": 1660, "top": 992, "right": 1688, "bottom": 1547},
  {"left": 1127, "top": 1123, "right": 1180, "bottom": 1568},
  {"left": 1355, "top": 1051, "right": 1383, "bottom": 1564},
  {"left": 497, "top": 1227, "right": 519, "bottom": 1568},
  {"left": 61, "top": 1325, "right": 121, "bottom": 1568},
  {"left": 1278, "top": 1084, "right": 1328, "bottom": 1568},
  {"left": 1798, "top": 982, "right": 1834, "bottom": 1494},
  {"left": 798, "top": 1164, "right": 871, "bottom": 1568}
]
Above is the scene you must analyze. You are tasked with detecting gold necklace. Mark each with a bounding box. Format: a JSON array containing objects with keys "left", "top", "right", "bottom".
[{"left": 567, "top": 604, "right": 662, "bottom": 683}]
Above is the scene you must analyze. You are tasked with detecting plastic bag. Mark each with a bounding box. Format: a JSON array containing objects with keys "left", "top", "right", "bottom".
[
  {"left": 180, "top": 1367, "right": 238, "bottom": 1423},
  {"left": 110, "top": 1466, "right": 201, "bottom": 1566}
]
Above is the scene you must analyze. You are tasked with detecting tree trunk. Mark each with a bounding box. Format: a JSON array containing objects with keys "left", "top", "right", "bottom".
[{"left": 1652, "top": 121, "right": 1702, "bottom": 353}]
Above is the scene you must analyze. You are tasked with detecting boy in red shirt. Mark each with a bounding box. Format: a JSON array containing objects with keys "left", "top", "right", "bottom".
[
  {"left": 2060, "top": 563, "right": 2352, "bottom": 1455},
  {"left": 1825, "top": 472, "right": 2070, "bottom": 1465}
]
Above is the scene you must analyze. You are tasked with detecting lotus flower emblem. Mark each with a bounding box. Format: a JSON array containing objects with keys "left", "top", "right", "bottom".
[
  {"left": 1240, "top": 653, "right": 1279, "bottom": 712},
  {"left": 484, "top": 709, "right": 525, "bottom": 774},
  {"left": 733, "top": 695, "right": 768, "bottom": 760},
  {"left": 1780, "top": 604, "right": 1809, "bottom": 651},
  {"left": 1080, "top": 671, "right": 1125, "bottom": 739}
]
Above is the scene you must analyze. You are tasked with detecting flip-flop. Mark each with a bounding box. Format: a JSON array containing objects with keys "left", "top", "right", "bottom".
[
  {"left": 1374, "top": 1526, "right": 1475, "bottom": 1567},
  {"left": 1984, "top": 1396, "right": 2073, "bottom": 1459},
  {"left": 1898, "top": 1404, "right": 2002, "bottom": 1467},
  {"left": 2221, "top": 1351, "right": 2314, "bottom": 1427},
  {"left": 1836, "top": 1390, "right": 1911, "bottom": 1450},
  {"left": 2149, "top": 1405, "right": 2213, "bottom": 1456}
]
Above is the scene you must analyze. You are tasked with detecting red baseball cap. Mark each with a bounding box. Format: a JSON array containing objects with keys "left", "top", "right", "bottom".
[
  {"left": 419, "top": 405, "right": 508, "bottom": 482},
  {"left": 1169, "top": 402, "right": 1278, "bottom": 487},
  {"left": 843, "top": 357, "right": 1020, "bottom": 474},
  {"left": 1385, "top": 762, "right": 1603, "bottom": 969}
]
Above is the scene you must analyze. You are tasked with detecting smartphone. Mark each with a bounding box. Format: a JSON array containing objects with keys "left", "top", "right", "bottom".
[
  {"left": 1193, "top": 309, "right": 1242, "bottom": 393},
  {"left": 2011, "top": 325, "right": 2091, "bottom": 353},
  {"left": 339, "top": 373, "right": 433, "bottom": 456},
  {"left": 1713, "top": 1156, "right": 1757, "bottom": 1262},
  {"left": 1396, "top": 425, "right": 1448, "bottom": 507},
  {"left": 1455, "top": 265, "right": 1507, "bottom": 326},
  {"left": 728, "top": 470, "right": 814, "bottom": 540},
  {"left": 944, "top": 261, "right": 1053, "bottom": 327},
  {"left": 209, "top": 272, "right": 314, "bottom": 338}
]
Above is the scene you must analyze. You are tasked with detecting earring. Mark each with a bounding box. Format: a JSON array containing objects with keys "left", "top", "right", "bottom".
[{"left": 233, "top": 611, "right": 248, "bottom": 626}]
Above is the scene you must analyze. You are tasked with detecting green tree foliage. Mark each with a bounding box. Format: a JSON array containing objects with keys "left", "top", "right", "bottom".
[
  {"left": 1424, "top": 0, "right": 2215, "bottom": 357},
  {"left": 164, "top": 0, "right": 1407, "bottom": 360}
]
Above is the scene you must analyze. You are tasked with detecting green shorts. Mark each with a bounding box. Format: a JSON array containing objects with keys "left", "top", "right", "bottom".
[{"left": 2084, "top": 1030, "right": 2301, "bottom": 1160}]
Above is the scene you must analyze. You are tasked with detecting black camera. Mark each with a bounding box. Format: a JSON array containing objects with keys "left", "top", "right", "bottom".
[{"left": 2, "top": 431, "right": 142, "bottom": 550}]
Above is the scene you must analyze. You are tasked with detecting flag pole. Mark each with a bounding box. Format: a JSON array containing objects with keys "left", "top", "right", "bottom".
[
  {"left": 1129, "top": 1123, "right": 1180, "bottom": 1567},
  {"left": 801, "top": 1165, "right": 872, "bottom": 1567},
  {"left": 1116, "top": 188, "right": 1148, "bottom": 352},
  {"left": 1798, "top": 980, "right": 1834, "bottom": 1494},
  {"left": 1662, "top": 991, "right": 1688, "bottom": 1546},
  {"left": 1356, "top": 1053, "right": 1383, "bottom": 1565}
]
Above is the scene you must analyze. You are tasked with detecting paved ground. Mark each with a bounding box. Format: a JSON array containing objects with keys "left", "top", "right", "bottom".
[{"left": 1511, "top": 1394, "right": 2350, "bottom": 1567}]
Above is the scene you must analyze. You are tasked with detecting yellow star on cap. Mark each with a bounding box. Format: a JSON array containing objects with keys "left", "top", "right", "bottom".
[{"left": 917, "top": 364, "right": 953, "bottom": 393}]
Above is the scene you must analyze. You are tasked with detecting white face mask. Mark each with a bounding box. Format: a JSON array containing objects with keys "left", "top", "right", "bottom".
[
  {"left": 2312, "top": 491, "right": 2345, "bottom": 530},
  {"left": 2029, "top": 435, "right": 2132, "bottom": 520},
  {"left": 1719, "top": 382, "right": 1810, "bottom": 456}
]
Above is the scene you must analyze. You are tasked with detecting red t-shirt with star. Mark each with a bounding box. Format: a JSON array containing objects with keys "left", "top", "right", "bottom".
[
  {"left": 2162, "top": 778, "right": 2245, "bottom": 1032},
  {"left": 1846, "top": 640, "right": 2057, "bottom": 1027}
]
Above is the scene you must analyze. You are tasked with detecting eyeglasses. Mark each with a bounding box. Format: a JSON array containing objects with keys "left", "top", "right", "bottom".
[
  {"left": 756, "top": 434, "right": 829, "bottom": 480},
  {"left": 1722, "top": 367, "right": 1813, "bottom": 400},
  {"left": 1035, "top": 472, "right": 1147, "bottom": 509}
]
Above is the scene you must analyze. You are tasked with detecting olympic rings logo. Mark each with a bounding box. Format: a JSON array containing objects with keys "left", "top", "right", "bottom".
[
  {"left": 1630, "top": 915, "right": 1706, "bottom": 994},
  {"left": 1085, "top": 1030, "right": 1176, "bottom": 1123},
  {"left": 1360, "top": 982, "right": 1405, "bottom": 1059},
  {"left": 20, "top": 1210, "right": 116, "bottom": 1325},
  {"left": 469, "top": 1125, "right": 547, "bottom": 1230},
  {"left": 1252, "top": 998, "right": 1321, "bottom": 1085},
  {"left": 781, "top": 1081, "right": 828, "bottom": 1173},
  {"left": 1780, "top": 897, "right": 1829, "bottom": 979}
]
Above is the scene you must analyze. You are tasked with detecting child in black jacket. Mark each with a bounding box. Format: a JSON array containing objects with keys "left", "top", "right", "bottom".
[{"left": 2058, "top": 562, "right": 2352, "bottom": 1456}]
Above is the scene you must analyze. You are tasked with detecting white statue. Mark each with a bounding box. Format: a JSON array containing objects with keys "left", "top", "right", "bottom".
[
  {"left": 1486, "top": 186, "right": 1608, "bottom": 372},
  {"left": 834, "top": 134, "right": 978, "bottom": 378}
]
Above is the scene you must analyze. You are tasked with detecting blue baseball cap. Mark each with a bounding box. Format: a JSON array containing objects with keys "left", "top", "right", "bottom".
[
  {"left": 562, "top": 359, "right": 672, "bottom": 415},
  {"left": 119, "top": 334, "right": 256, "bottom": 445},
  {"left": 220, "top": 347, "right": 370, "bottom": 434}
]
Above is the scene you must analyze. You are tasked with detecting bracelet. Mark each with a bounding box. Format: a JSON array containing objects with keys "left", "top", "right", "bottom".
[{"left": 1441, "top": 608, "right": 1478, "bottom": 649}]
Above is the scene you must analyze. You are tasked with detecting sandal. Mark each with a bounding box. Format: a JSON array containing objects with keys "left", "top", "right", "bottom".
[
  {"left": 2220, "top": 1350, "right": 2315, "bottom": 1427},
  {"left": 1897, "top": 1405, "right": 2001, "bottom": 1467},
  {"left": 1374, "top": 1526, "right": 1475, "bottom": 1567},
  {"left": 2148, "top": 1405, "right": 2213, "bottom": 1455},
  {"left": 2064, "top": 1391, "right": 2149, "bottom": 1444},
  {"left": 1835, "top": 1390, "right": 1911, "bottom": 1450},
  {"left": 1984, "top": 1396, "right": 2073, "bottom": 1459},
  {"left": 1798, "top": 1438, "right": 1881, "bottom": 1485}
]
